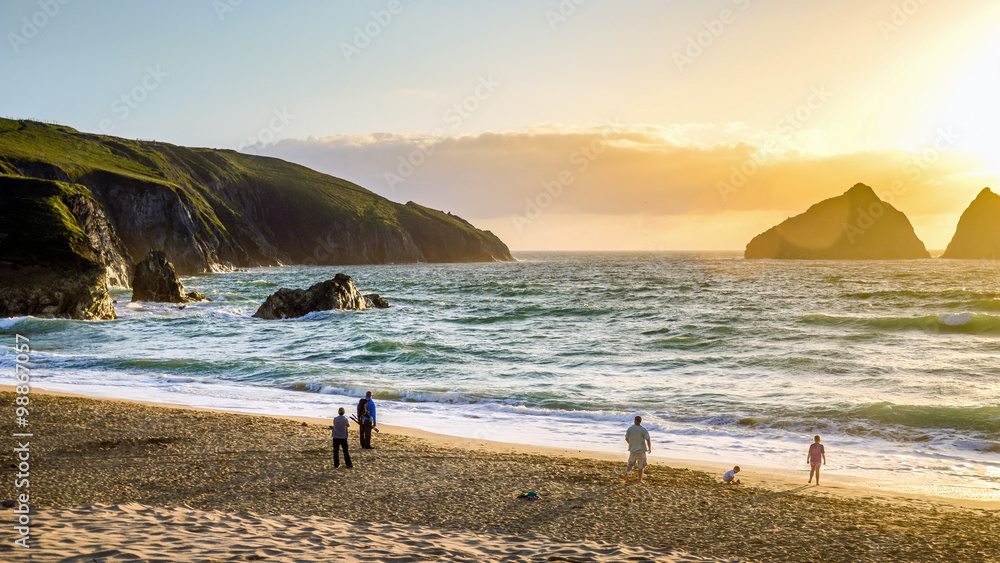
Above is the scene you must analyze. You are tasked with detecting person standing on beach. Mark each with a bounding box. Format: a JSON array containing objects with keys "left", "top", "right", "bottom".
[
  {"left": 623, "top": 415, "right": 652, "bottom": 484},
  {"left": 807, "top": 435, "right": 826, "bottom": 484},
  {"left": 359, "top": 391, "right": 377, "bottom": 449},
  {"left": 332, "top": 407, "right": 352, "bottom": 468}
]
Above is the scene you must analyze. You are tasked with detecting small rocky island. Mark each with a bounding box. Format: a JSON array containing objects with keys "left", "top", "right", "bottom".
[
  {"left": 253, "top": 274, "right": 389, "bottom": 319},
  {"left": 744, "top": 183, "right": 930, "bottom": 260},
  {"left": 941, "top": 188, "right": 1000, "bottom": 259},
  {"left": 131, "top": 251, "right": 208, "bottom": 303}
]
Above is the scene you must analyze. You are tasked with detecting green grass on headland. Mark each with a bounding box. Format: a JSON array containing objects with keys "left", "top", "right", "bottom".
[{"left": 0, "top": 118, "right": 511, "bottom": 271}]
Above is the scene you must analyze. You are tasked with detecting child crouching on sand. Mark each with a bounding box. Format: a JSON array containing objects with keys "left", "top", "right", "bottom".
[{"left": 722, "top": 466, "right": 741, "bottom": 484}]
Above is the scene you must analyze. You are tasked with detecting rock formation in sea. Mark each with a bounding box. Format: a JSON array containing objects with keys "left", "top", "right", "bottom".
[
  {"left": 941, "top": 188, "right": 1000, "bottom": 259},
  {"left": 744, "top": 183, "right": 930, "bottom": 259},
  {"left": 364, "top": 294, "right": 390, "bottom": 309},
  {"left": 0, "top": 176, "right": 117, "bottom": 319},
  {"left": 0, "top": 118, "right": 513, "bottom": 278},
  {"left": 253, "top": 274, "right": 380, "bottom": 319},
  {"left": 131, "top": 251, "right": 188, "bottom": 303}
]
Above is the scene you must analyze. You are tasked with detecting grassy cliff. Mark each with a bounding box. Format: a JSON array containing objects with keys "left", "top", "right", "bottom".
[
  {"left": 0, "top": 118, "right": 512, "bottom": 274},
  {"left": 0, "top": 175, "right": 118, "bottom": 319},
  {"left": 0, "top": 175, "right": 98, "bottom": 270}
]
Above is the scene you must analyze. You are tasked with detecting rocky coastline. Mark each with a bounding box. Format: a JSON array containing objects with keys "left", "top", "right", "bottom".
[{"left": 0, "top": 118, "right": 509, "bottom": 319}]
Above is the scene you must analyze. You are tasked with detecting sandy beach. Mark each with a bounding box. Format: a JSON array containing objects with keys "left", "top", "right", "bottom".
[{"left": 2, "top": 389, "right": 998, "bottom": 562}]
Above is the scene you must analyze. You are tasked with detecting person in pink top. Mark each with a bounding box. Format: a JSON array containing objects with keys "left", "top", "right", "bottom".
[{"left": 807, "top": 435, "right": 826, "bottom": 484}]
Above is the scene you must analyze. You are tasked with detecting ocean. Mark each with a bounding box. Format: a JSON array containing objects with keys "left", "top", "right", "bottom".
[{"left": 3, "top": 252, "right": 999, "bottom": 500}]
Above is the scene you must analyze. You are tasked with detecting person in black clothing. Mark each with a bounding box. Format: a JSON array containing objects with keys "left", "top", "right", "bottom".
[
  {"left": 359, "top": 390, "right": 377, "bottom": 449},
  {"left": 331, "top": 407, "right": 352, "bottom": 468}
]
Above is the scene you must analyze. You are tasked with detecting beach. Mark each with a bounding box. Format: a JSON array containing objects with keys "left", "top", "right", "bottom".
[{"left": 2, "top": 389, "right": 997, "bottom": 562}]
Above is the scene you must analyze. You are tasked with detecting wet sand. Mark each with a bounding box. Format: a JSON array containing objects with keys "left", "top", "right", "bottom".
[{"left": 1, "top": 390, "right": 998, "bottom": 562}]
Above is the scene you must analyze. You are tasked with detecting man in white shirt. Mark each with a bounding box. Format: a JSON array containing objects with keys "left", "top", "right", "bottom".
[{"left": 623, "top": 415, "right": 652, "bottom": 484}]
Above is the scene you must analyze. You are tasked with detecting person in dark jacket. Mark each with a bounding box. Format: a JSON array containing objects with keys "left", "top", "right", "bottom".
[
  {"left": 359, "top": 391, "right": 377, "bottom": 449},
  {"left": 332, "top": 407, "right": 352, "bottom": 468}
]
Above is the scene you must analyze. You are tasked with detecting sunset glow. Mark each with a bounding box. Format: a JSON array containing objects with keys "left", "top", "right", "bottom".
[
  {"left": 5, "top": 4, "right": 1000, "bottom": 559},
  {"left": 3, "top": 0, "right": 1000, "bottom": 250}
]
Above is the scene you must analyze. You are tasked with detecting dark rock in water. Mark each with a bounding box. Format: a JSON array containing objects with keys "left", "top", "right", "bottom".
[
  {"left": 132, "top": 251, "right": 186, "bottom": 302},
  {"left": 186, "top": 291, "right": 210, "bottom": 302},
  {"left": 253, "top": 274, "right": 371, "bottom": 319},
  {"left": 745, "top": 183, "right": 930, "bottom": 259},
  {"left": 0, "top": 176, "right": 117, "bottom": 320},
  {"left": 364, "top": 294, "right": 390, "bottom": 309},
  {"left": 942, "top": 188, "right": 1000, "bottom": 259},
  {"left": 0, "top": 263, "right": 115, "bottom": 319}
]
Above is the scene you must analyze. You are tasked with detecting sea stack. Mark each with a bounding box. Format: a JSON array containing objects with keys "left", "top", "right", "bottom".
[
  {"left": 131, "top": 251, "right": 188, "bottom": 303},
  {"left": 253, "top": 274, "right": 377, "bottom": 319},
  {"left": 745, "top": 183, "right": 930, "bottom": 259},
  {"left": 941, "top": 188, "right": 1000, "bottom": 259}
]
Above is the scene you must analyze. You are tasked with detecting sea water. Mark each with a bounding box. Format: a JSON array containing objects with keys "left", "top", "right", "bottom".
[{"left": 2, "top": 252, "right": 999, "bottom": 500}]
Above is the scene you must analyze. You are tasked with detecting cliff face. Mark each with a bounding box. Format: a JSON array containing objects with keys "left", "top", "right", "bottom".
[
  {"left": 0, "top": 118, "right": 513, "bottom": 277},
  {"left": 0, "top": 263, "right": 114, "bottom": 320},
  {"left": 397, "top": 202, "right": 513, "bottom": 263},
  {"left": 941, "top": 188, "right": 1000, "bottom": 259},
  {"left": 63, "top": 189, "right": 133, "bottom": 287},
  {"left": 0, "top": 176, "right": 117, "bottom": 319},
  {"left": 745, "top": 183, "right": 930, "bottom": 260}
]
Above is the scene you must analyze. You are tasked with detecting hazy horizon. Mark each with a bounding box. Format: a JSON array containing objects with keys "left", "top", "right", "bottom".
[{"left": 4, "top": 0, "right": 1000, "bottom": 251}]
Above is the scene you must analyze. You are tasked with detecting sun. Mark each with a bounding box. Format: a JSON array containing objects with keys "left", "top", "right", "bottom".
[{"left": 938, "top": 38, "right": 1000, "bottom": 172}]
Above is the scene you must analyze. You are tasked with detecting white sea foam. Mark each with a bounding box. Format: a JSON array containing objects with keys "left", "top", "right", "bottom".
[
  {"left": 940, "top": 312, "right": 973, "bottom": 326},
  {"left": 206, "top": 310, "right": 251, "bottom": 321},
  {"left": 0, "top": 316, "right": 29, "bottom": 329},
  {"left": 290, "top": 310, "right": 339, "bottom": 321}
]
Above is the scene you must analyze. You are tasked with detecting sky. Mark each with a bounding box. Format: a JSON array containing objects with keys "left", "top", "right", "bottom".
[{"left": 3, "top": 0, "right": 1000, "bottom": 251}]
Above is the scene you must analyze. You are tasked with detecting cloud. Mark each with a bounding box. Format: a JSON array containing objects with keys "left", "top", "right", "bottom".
[{"left": 260, "top": 125, "right": 996, "bottom": 222}]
